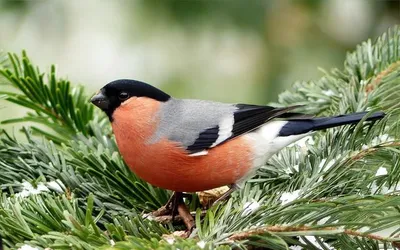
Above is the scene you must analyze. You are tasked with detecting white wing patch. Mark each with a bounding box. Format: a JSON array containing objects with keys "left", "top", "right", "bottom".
[
  {"left": 188, "top": 150, "right": 209, "bottom": 157},
  {"left": 236, "top": 120, "right": 309, "bottom": 186},
  {"left": 211, "top": 115, "right": 234, "bottom": 147},
  {"left": 244, "top": 120, "right": 310, "bottom": 169}
]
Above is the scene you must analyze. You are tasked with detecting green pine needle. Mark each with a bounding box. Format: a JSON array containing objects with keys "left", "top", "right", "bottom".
[{"left": 1, "top": 26, "right": 400, "bottom": 249}]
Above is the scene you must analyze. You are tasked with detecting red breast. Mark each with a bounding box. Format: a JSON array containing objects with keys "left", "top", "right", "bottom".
[{"left": 111, "top": 97, "right": 253, "bottom": 192}]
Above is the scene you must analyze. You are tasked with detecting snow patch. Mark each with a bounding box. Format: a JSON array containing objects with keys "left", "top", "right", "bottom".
[
  {"left": 18, "top": 245, "right": 39, "bottom": 250},
  {"left": 317, "top": 216, "right": 331, "bottom": 225},
  {"left": 299, "top": 236, "right": 333, "bottom": 249},
  {"left": 16, "top": 181, "right": 49, "bottom": 198},
  {"left": 242, "top": 200, "right": 261, "bottom": 216},
  {"left": 322, "top": 90, "right": 335, "bottom": 96},
  {"left": 46, "top": 179, "right": 64, "bottom": 193},
  {"left": 142, "top": 213, "right": 155, "bottom": 221},
  {"left": 363, "top": 134, "right": 395, "bottom": 149},
  {"left": 318, "top": 158, "right": 335, "bottom": 172},
  {"left": 197, "top": 241, "right": 206, "bottom": 249},
  {"left": 318, "top": 154, "right": 342, "bottom": 173},
  {"left": 166, "top": 238, "right": 175, "bottom": 244},
  {"left": 358, "top": 226, "right": 370, "bottom": 233},
  {"left": 280, "top": 190, "right": 301, "bottom": 205},
  {"left": 375, "top": 167, "right": 388, "bottom": 176}
]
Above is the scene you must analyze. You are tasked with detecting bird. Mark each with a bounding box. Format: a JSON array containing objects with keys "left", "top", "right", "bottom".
[{"left": 91, "top": 79, "right": 385, "bottom": 210}]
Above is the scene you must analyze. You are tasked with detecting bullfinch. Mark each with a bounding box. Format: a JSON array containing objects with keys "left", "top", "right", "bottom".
[{"left": 91, "top": 79, "right": 384, "bottom": 204}]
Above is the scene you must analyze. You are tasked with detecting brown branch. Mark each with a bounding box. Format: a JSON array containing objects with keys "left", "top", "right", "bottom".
[
  {"left": 351, "top": 141, "right": 400, "bottom": 161},
  {"left": 151, "top": 205, "right": 171, "bottom": 217},
  {"left": 343, "top": 229, "right": 386, "bottom": 241},
  {"left": 366, "top": 60, "right": 400, "bottom": 93},
  {"left": 351, "top": 147, "right": 378, "bottom": 161},
  {"left": 228, "top": 225, "right": 400, "bottom": 243},
  {"left": 228, "top": 225, "right": 330, "bottom": 241}
]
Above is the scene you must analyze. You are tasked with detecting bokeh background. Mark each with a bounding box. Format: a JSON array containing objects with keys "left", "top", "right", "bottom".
[{"left": 0, "top": 0, "right": 399, "bottom": 123}]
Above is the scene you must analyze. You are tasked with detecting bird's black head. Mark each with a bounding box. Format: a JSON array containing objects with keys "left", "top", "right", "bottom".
[{"left": 91, "top": 79, "right": 171, "bottom": 120}]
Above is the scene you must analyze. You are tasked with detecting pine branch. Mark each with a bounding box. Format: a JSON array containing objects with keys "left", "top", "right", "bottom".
[
  {"left": 0, "top": 192, "right": 169, "bottom": 249},
  {"left": 228, "top": 225, "right": 398, "bottom": 243},
  {"left": 0, "top": 51, "right": 106, "bottom": 143},
  {"left": 1, "top": 26, "right": 400, "bottom": 249},
  {"left": 195, "top": 26, "right": 400, "bottom": 249},
  {"left": 0, "top": 127, "right": 169, "bottom": 212},
  {"left": 0, "top": 51, "right": 8, "bottom": 69}
]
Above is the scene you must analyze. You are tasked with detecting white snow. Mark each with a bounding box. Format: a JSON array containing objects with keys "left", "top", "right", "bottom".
[
  {"left": 18, "top": 245, "right": 39, "bottom": 250},
  {"left": 358, "top": 226, "right": 370, "bottom": 233},
  {"left": 16, "top": 181, "right": 49, "bottom": 198},
  {"left": 318, "top": 158, "right": 336, "bottom": 172},
  {"left": 375, "top": 134, "right": 393, "bottom": 144},
  {"left": 364, "top": 134, "right": 394, "bottom": 149},
  {"left": 197, "top": 241, "right": 206, "bottom": 249},
  {"left": 242, "top": 200, "right": 261, "bottom": 216},
  {"left": 299, "top": 236, "right": 333, "bottom": 249},
  {"left": 370, "top": 181, "right": 379, "bottom": 194},
  {"left": 46, "top": 179, "right": 64, "bottom": 193},
  {"left": 375, "top": 167, "right": 388, "bottom": 176},
  {"left": 280, "top": 190, "right": 301, "bottom": 205},
  {"left": 372, "top": 182, "right": 400, "bottom": 195},
  {"left": 322, "top": 90, "right": 335, "bottom": 96},
  {"left": 361, "top": 144, "right": 369, "bottom": 150},
  {"left": 318, "top": 154, "right": 344, "bottom": 173},
  {"left": 284, "top": 168, "right": 293, "bottom": 174},
  {"left": 317, "top": 216, "right": 331, "bottom": 225},
  {"left": 166, "top": 238, "right": 175, "bottom": 244},
  {"left": 142, "top": 213, "right": 155, "bottom": 221}
]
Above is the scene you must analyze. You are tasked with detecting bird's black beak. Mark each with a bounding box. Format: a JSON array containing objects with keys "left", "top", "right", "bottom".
[{"left": 91, "top": 91, "right": 109, "bottom": 110}]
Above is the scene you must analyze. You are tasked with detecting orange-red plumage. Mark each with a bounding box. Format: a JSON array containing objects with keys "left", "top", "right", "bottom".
[{"left": 112, "top": 97, "right": 253, "bottom": 192}]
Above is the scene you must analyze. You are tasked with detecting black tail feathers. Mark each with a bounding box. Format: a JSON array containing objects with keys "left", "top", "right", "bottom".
[{"left": 278, "top": 111, "right": 385, "bottom": 136}]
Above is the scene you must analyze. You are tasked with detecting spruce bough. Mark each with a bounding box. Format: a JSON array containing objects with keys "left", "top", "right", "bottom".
[{"left": 0, "top": 26, "right": 400, "bottom": 249}]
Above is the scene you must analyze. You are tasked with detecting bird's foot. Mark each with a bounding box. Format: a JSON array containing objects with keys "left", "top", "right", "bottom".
[
  {"left": 151, "top": 192, "right": 179, "bottom": 217},
  {"left": 151, "top": 192, "right": 195, "bottom": 231}
]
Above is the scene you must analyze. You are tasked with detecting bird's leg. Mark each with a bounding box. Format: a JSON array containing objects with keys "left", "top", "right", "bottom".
[
  {"left": 152, "top": 192, "right": 195, "bottom": 231},
  {"left": 165, "top": 192, "right": 178, "bottom": 210},
  {"left": 152, "top": 192, "right": 192, "bottom": 217},
  {"left": 170, "top": 192, "right": 183, "bottom": 220},
  {"left": 212, "top": 184, "right": 238, "bottom": 206},
  {"left": 152, "top": 192, "right": 181, "bottom": 217},
  {"left": 163, "top": 192, "right": 191, "bottom": 209}
]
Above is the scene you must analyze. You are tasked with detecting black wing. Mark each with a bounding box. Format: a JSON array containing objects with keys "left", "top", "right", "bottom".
[{"left": 186, "top": 104, "right": 306, "bottom": 154}]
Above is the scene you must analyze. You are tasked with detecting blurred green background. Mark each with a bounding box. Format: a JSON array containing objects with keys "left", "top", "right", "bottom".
[{"left": 0, "top": 0, "right": 399, "bottom": 123}]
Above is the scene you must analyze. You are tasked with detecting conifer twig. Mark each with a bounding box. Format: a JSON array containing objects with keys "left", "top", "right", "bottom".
[
  {"left": 366, "top": 60, "right": 400, "bottom": 93},
  {"left": 228, "top": 225, "right": 400, "bottom": 243}
]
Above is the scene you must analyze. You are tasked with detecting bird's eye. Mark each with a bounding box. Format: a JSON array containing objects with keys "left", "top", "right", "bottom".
[{"left": 118, "top": 92, "right": 130, "bottom": 101}]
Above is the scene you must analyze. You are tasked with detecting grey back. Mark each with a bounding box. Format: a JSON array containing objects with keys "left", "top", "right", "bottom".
[{"left": 148, "top": 98, "right": 236, "bottom": 147}]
